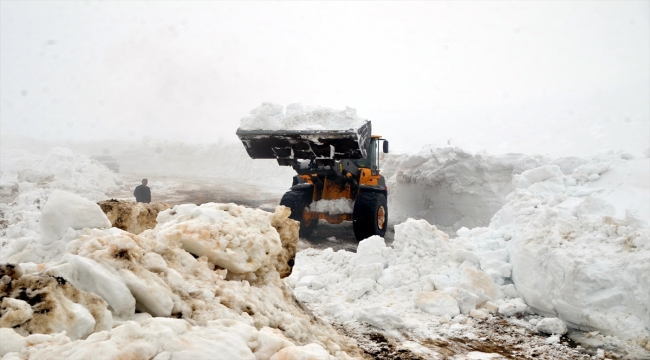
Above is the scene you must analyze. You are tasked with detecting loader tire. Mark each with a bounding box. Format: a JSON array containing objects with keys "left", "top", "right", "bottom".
[
  {"left": 353, "top": 192, "right": 388, "bottom": 241},
  {"left": 280, "top": 190, "right": 318, "bottom": 238}
]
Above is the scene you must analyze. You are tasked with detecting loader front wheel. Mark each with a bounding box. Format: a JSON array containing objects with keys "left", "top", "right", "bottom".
[
  {"left": 353, "top": 192, "right": 388, "bottom": 241},
  {"left": 280, "top": 190, "right": 318, "bottom": 238}
]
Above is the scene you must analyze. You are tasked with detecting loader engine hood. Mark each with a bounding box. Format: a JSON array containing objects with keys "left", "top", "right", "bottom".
[{"left": 236, "top": 121, "right": 371, "bottom": 160}]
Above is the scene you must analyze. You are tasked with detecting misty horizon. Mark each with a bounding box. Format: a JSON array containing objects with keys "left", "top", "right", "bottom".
[{"left": 1, "top": 1, "right": 649, "bottom": 156}]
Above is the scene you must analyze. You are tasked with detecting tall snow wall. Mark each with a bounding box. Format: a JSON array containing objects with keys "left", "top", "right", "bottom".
[
  {"left": 383, "top": 146, "right": 622, "bottom": 234},
  {"left": 383, "top": 147, "right": 538, "bottom": 233}
]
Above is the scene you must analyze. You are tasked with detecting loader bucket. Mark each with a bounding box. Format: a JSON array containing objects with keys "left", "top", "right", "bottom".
[{"left": 236, "top": 121, "right": 371, "bottom": 160}]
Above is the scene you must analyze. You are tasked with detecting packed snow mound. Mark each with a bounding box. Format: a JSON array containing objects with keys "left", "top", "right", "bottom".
[
  {"left": 98, "top": 199, "right": 170, "bottom": 235},
  {"left": 40, "top": 190, "right": 112, "bottom": 244},
  {"left": 308, "top": 199, "right": 355, "bottom": 215},
  {"left": 239, "top": 103, "right": 367, "bottom": 131},
  {"left": 1, "top": 196, "right": 360, "bottom": 358},
  {"left": 153, "top": 203, "right": 295, "bottom": 276}
]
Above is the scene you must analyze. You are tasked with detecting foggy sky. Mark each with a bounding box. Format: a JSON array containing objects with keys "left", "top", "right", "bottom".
[{"left": 1, "top": 1, "right": 649, "bottom": 155}]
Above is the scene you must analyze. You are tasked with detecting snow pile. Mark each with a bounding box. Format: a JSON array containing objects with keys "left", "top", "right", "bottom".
[
  {"left": 289, "top": 156, "right": 650, "bottom": 352},
  {"left": 152, "top": 203, "right": 298, "bottom": 278},
  {"left": 98, "top": 199, "right": 170, "bottom": 235},
  {"left": 1, "top": 192, "right": 361, "bottom": 359},
  {"left": 239, "top": 103, "right": 367, "bottom": 131},
  {"left": 0, "top": 264, "right": 112, "bottom": 341},
  {"left": 0, "top": 147, "right": 123, "bottom": 254},
  {"left": 287, "top": 220, "right": 504, "bottom": 334},
  {"left": 488, "top": 161, "right": 650, "bottom": 342},
  {"left": 308, "top": 199, "right": 355, "bottom": 215}
]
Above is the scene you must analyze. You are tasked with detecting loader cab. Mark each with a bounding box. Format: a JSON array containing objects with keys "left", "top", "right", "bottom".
[{"left": 354, "top": 136, "right": 388, "bottom": 172}]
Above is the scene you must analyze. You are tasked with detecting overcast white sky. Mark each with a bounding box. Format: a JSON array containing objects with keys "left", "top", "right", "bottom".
[{"left": 1, "top": 1, "right": 649, "bottom": 155}]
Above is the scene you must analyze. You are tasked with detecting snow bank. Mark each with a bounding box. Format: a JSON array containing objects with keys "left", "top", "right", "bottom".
[
  {"left": 239, "top": 103, "right": 367, "bottom": 131},
  {"left": 289, "top": 156, "right": 650, "bottom": 351},
  {"left": 98, "top": 199, "right": 170, "bottom": 235},
  {"left": 384, "top": 147, "right": 539, "bottom": 232},
  {"left": 1, "top": 193, "right": 361, "bottom": 359},
  {"left": 384, "top": 145, "right": 644, "bottom": 234},
  {"left": 489, "top": 159, "right": 650, "bottom": 342}
]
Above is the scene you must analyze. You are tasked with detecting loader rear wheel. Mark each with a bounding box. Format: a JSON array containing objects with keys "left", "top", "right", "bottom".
[
  {"left": 353, "top": 192, "right": 388, "bottom": 241},
  {"left": 280, "top": 190, "right": 318, "bottom": 238}
]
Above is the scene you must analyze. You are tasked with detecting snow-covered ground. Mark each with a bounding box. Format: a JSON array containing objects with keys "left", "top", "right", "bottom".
[
  {"left": 288, "top": 154, "right": 649, "bottom": 358},
  {"left": 1, "top": 141, "right": 649, "bottom": 359}
]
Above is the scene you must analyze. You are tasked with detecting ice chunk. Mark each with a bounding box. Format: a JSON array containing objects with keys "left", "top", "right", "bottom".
[
  {"left": 377, "top": 264, "right": 420, "bottom": 289},
  {"left": 536, "top": 317, "right": 568, "bottom": 335},
  {"left": 60, "top": 254, "right": 136, "bottom": 317},
  {"left": 118, "top": 268, "right": 174, "bottom": 317},
  {"left": 413, "top": 291, "right": 460, "bottom": 318},
  {"left": 351, "top": 236, "right": 389, "bottom": 267},
  {"left": 356, "top": 307, "right": 404, "bottom": 330},
  {"left": 576, "top": 195, "right": 615, "bottom": 217},
  {"left": 346, "top": 279, "right": 375, "bottom": 301},
  {"left": 39, "top": 190, "right": 111, "bottom": 244},
  {"left": 350, "top": 263, "right": 383, "bottom": 281},
  {"left": 0, "top": 298, "right": 33, "bottom": 327},
  {"left": 0, "top": 328, "right": 26, "bottom": 356},
  {"left": 498, "top": 298, "right": 528, "bottom": 317},
  {"left": 515, "top": 165, "right": 564, "bottom": 189}
]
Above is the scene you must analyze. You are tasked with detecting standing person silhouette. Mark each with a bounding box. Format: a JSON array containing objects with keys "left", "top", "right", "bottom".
[{"left": 133, "top": 179, "right": 151, "bottom": 203}]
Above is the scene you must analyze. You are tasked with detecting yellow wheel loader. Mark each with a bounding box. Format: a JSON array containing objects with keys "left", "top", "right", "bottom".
[{"left": 236, "top": 121, "right": 389, "bottom": 240}]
